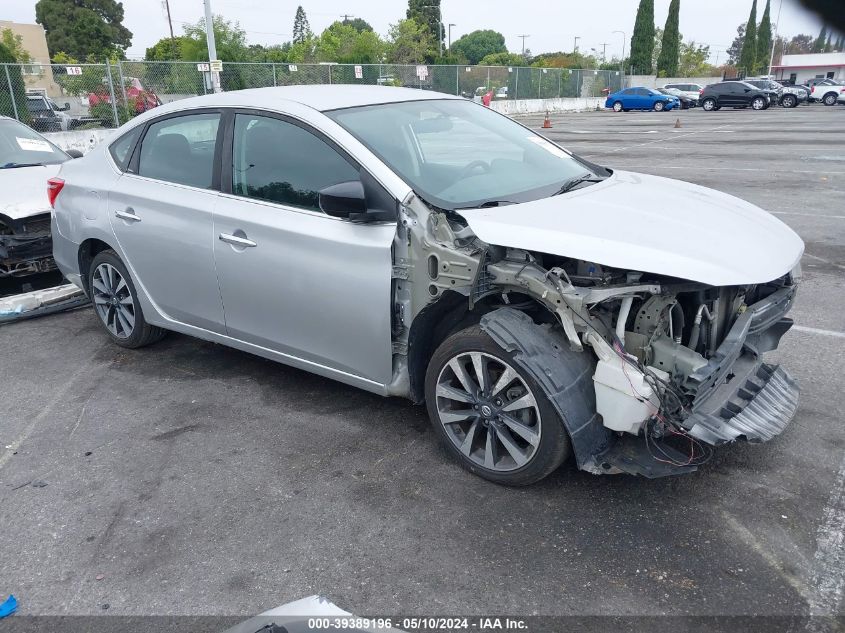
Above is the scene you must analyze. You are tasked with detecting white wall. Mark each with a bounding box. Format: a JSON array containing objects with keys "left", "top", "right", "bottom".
[
  {"left": 490, "top": 97, "right": 604, "bottom": 115},
  {"left": 44, "top": 129, "right": 112, "bottom": 154}
]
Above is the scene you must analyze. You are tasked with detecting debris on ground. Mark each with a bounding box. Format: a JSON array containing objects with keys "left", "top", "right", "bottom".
[
  {"left": 0, "top": 595, "right": 17, "bottom": 618},
  {"left": 0, "top": 284, "right": 88, "bottom": 324}
]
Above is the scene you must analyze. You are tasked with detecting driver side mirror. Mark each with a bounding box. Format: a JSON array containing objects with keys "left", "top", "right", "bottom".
[
  {"left": 318, "top": 180, "right": 366, "bottom": 219},
  {"left": 60, "top": 102, "right": 71, "bottom": 111}
]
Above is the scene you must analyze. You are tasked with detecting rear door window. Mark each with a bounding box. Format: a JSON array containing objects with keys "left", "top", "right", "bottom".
[{"left": 137, "top": 113, "right": 220, "bottom": 188}]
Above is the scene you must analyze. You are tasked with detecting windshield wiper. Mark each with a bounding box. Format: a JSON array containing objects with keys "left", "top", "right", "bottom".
[
  {"left": 1, "top": 162, "right": 44, "bottom": 169},
  {"left": 552, "top": 173, "right": 605, "bottom": 196}
]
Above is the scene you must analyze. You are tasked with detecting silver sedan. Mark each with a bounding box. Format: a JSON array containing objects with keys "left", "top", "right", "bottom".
[{"left": 50, "top": 86, "right": 802, "bottom": 485}]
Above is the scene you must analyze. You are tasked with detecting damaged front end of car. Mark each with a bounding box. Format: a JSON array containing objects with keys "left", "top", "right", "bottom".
[
  {"left": 0, "top": 212, "right": 57, "bottom": 279},
  {"left": 390, "top": 193, "right": 800, "bottom": 478}
]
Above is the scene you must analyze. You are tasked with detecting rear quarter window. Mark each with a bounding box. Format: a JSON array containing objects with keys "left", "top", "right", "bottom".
[{"left": 109, "top": 126, "right": 142, "bottom": 171}]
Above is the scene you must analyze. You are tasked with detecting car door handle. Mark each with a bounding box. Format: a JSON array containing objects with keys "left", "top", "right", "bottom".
[
  {"left": 219, "top": 233, "right": 257, "bottom": 248},
  {"left": 115, "top": 208, "right": 141, "bottom": 222}
]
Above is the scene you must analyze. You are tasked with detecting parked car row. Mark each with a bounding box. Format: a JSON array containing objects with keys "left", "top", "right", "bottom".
[{"left": 606, "top": 76, "right": 843, "bottom": 113}]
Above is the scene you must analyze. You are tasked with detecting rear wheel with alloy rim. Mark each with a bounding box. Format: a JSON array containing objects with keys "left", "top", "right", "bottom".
[
  {"left": 823, "top": 93, "right": 838, "bottom": 106},
  {"left": 425, "top": 325, "right": 571, "bottom": 486},
  {"left": 88, "top": 249, "right": 166, "bottom": 348}
]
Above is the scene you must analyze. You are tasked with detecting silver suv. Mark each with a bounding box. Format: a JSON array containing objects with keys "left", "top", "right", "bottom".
[{"left": 50, "top": 86, "right": 803, "bottom": 485}]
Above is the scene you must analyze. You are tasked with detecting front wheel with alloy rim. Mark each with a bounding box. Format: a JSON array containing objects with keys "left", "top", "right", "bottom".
[
  {"left": 88, "top": 249, "right": 166, "bottom": 348},
  {"left": 653, "top": 101, "right": 665, "bottom": 111},
  {"left": 425, "top": 325, "right": 571, "bottom": 486},
  {"left": 702, "top": 98, "right": 717, "bottom": 111},
  {"left": 781, "top": 94, "right": 797, "bottom": 108},
  {"left": 752, "top": 96, "right": 767, "bottom": 110}
]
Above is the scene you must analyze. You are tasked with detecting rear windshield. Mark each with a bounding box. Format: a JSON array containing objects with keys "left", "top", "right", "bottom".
[{"left": 0, "top": 119, "right": 69, "bottom": 168}]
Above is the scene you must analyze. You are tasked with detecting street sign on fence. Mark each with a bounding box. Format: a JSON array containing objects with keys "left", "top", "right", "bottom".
[
  {"left": 209, "top": 60, "right": 223, "bottom": 72},
  {"left": 196, "top": 63, "right": 210, "bottom": 72},
  {"left": 289, "top": 64, "right": 298, "bottom": 72},
  {"left": 354, "top": 65, "right": 363, "bottom": 79},
  {"left": 66, "top": 67, "right": 82, "bottom": 75},
  {"left": 416, "top": 65, "right": 428, "bottom": 80}
]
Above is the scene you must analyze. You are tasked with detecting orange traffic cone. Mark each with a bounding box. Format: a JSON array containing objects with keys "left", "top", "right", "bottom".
[{"left": 542, "top": 110, "right": 552, "bottom": 128}]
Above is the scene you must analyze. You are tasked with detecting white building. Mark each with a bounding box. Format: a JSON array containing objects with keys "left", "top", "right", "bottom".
[{"left": 772, "top": 52, "right": 845, "bottom": 84}]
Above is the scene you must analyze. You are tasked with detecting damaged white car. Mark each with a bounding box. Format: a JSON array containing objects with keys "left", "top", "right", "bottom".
[
  {"left": 50, "top": 86, "right": 803, "bottom": 484},
  {"left": 0, "top": 116, "right": 80, "bottom": 282}
]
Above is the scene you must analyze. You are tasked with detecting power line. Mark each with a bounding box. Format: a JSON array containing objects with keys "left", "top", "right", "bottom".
[{"left": 518, "top": 34, "right": 530, "bottom": 56}]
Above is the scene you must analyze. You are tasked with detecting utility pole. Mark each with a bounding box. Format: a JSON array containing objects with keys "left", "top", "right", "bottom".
[
  {"left": 573, "top": 36, "right": 580, "bottom": 54},
  {"left": 448, "top": 23, "right": 455, "bottom": 52},
  {"left": 340, "top": 13, "right": 354, "bottom": 22},
  {"left": 612, "top": 30, "right": 626, "bottom": 79},
  {"left": 163, "top": 0, "right": 175, "bottom": 40},
  {"left": 518, "top": 34, "right": 530, "bottom": 57},
  {"left": 203, "top": 0, "right": 221, "bottom": 93},
  {"left": 600, "top": 42, "right": 609, "bottom": 62}
]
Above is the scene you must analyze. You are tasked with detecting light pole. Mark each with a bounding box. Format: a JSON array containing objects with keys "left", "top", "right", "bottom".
[
  {"left": 768, "top": 0, "right": 784, "bottom": 77},
  {"left": 203, "top": 0, "right": 221, "bottom": 93},
  {"left": 574, "top": 36, "right": 580, "bottom": 53},
  {"left": 448, "top": 23, "right": 455, "bottom": 52},
  {"left": 612, "top": 30, "right": 625, "bottom": 75}
]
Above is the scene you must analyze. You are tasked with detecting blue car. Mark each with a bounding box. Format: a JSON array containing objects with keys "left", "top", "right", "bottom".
[{"left": 605, "top": 87, "right": 679, "bottom": 112}]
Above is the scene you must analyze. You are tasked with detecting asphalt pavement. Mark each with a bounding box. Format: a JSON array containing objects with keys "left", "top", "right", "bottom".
[{"left": 1, "top": 103, "right": 843, "bottom": 624}]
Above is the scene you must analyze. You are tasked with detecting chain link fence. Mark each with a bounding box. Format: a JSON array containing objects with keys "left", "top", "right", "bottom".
[{"left": 1, "top": 60, "right": 624, "bottom": 131}]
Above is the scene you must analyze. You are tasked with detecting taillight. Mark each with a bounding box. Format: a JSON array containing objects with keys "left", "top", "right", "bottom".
[
  {"left": 699, "top": 88, "right": 703, "bottom": 94},
  {"left": 47, "top": 177, "right": 65, "bottom": 208}
]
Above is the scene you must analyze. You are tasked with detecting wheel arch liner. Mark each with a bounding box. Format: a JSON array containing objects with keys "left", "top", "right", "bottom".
[{"left": 479, "top": 307, "right": 611, "bottom": 469}]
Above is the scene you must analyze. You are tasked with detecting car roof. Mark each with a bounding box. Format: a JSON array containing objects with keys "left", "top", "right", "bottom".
[{"left": 144, "top": 85, "right": 462, "bottom": 116}]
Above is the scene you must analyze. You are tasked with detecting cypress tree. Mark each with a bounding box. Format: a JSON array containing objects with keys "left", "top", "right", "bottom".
[
  {"left": 756, "top": 0, "right": 772, "bottom": 74},
  {"left": 738, "top": 0, "right": 757, "bottom": 76},
  {"left": 656, "top": 0, "right": 680, "bottom": 77},
  {"left": 813, "top": 26, "right": 827, "bottom": 52},
  {"left": 629, "top": 0, "right": 655, "bottom": 74},
  {"left": 292, "top": 6, "right": 311, "bottom": 44}
]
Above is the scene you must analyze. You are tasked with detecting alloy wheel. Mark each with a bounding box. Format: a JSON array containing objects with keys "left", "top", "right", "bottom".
[
  {"left": 752, "top": 97, "right": 765, "bottom": 110},
  {"left": 703, "top": 99, "right": 715, "bottom": 111},
  {"left": 435, "top": 352, "right": 542, "bottom": 472},
  {"left": 92, "top": 263, "right": 135, "bottom": 339},
  {"left": 613, "top": 102, "right": 622, "bottom": 112}
]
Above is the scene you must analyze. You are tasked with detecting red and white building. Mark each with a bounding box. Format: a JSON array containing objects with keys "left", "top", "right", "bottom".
[{"left": 772, "top": 52, "right": 845, "bottom": 84}]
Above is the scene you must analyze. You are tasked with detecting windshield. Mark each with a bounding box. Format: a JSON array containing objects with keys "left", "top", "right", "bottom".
[
  {"left": 0, "top": 119, "right": 69, "bottom": 168},
  {"left": 326, "top": 99, "right": 601, "bottom": 210}
]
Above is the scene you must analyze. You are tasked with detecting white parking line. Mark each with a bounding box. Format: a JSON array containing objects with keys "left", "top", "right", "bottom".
[
  {"left": 807, "top": 451, "right": 845, "bottom": 626},
  {"left": 772, "top": 211, "right": 845, "bottom": 220},
  {"left": 792, "top": 325, "right": 845, "bottom": 339},
  {"left": 606, "top": 123, "right": 733, "bottom": 153}
]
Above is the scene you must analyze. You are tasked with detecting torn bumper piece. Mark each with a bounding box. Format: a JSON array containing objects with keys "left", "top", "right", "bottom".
[
  {"left": 0, "top": 284, "right": 89, "bottom": 324},
  {"left": 683, "top": 361, "right": 799, "bottom": 445}
]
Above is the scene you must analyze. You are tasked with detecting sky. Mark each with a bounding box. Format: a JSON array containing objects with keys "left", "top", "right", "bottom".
[{"left": 6, "top": 0, "right": 826, "bottom": 62}]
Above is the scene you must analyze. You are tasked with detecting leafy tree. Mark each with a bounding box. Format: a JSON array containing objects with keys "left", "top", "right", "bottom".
[
  {"left": 180, "top": 16, "right": 248, "bottom": 62},
  {"left": 450, "top": 30, "right": 506, "bottom": 65},
  {"left": 1, "top": 29, "right": 33, "bottom": 64},
  {"left": 629, "top": 0, "right": 655, "bottom": 74},
  {"left": 727, "top": 23, "right": 746, "bottom": 64},
  {"left": 292, "top": 6, "right": 312, "bottom": 45},
  {"left": 315, "top": 22, "right": 384, "bottom": 63},
  {"left": 678, "top": 40, "right": 714, "bottom": 75},
  {"left": 738, "top": 0, "right": 757, "bottom": 75},
  {"left": 756, "top": 0, "right": 772, "bottom": 74},
  {"left": 785, "top": 33, "right": 814, "bottom": 54},
  {"left": 386, "top": 18, "right": 433, "bottom": 64},
  {"left": 479, "top": 52, "right": 525, "bottom": 66},
  {"left": 34, "top": 0, "right": 132, "bottom": 60},
  {"left": 0, "top": 41, "right": 28, "bottom": 121},
  {"left": 145, "top": 36, "right": 187, "bottom": 61},
  {"left": 813, "top": 25, "right": 827, "bottom": 52},
  {"left": 342, "top": 18, "right": 373, "bottom": 33},
  {"left": 532, "top": 51, "right": 600, "bottom": 69},
  {"left": 407, "top": 0, "right": 442, "bottom": 53},
  {"left": 656, "top": 0, "right": 681, "bottom": 77}
]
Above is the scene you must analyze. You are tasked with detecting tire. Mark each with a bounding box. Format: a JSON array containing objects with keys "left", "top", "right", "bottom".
[
  {"left": 751, "top": 96, "right": 766, "bottom": 110},
  {"left": 87, "top": 249, "right": 166, "bottom": 349},
  {"left": 702, "top": 98, "right": 717, "bottom": 111},
  {"left": 781, "top": 94, "right": 797, "bottom": 108},
  {"left": 424, "top": 324, "right": 572, "bottom": 486},
  {"left": 612, "top": 101, "right": 623, "bottom": 112},
  {"left": 653, "top": 101, "right": 665, "bottom": 111},
  {"left": 823, "top": 92, "right": 838, "bottom": 106}
]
